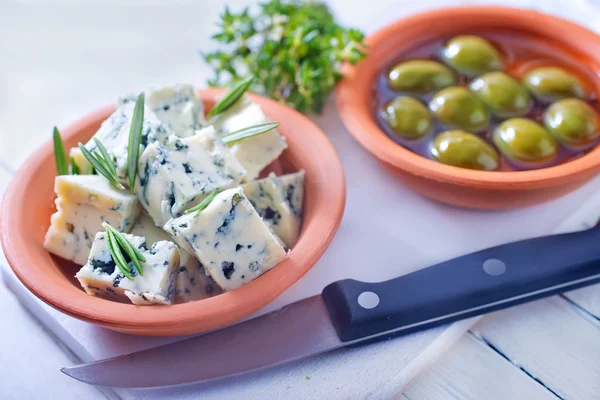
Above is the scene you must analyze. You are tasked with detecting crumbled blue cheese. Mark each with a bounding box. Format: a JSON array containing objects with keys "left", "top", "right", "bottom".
[
  {"left": 120, "top": 84, "right": 206, "bottom": 137},
  {"left": 164, "top": 188, "right": 287, "bottom": 291},
  {"left": 131, "top": 214, "right": 221, "bottom": 302},
  {"left": 212, "top": 97, "right": 288, "bottom": 181},
  {"left": 136, "top": 126, "right": 246, "bottom": 227},
  {"left": 75, "top": 232, "right": 179, "bottom": 305},
  {"left": 242, "top": 170, "right": 305, "bottom": 248},
  {"left": 75, "top": 102, "right": 173, "bottom": 182},
  {"left": 44, "top": 175, "right": 142, "bottom": 265}
]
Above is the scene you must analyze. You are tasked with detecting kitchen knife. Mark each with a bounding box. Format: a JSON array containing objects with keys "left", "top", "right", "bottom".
[{"left": 62, "top": 226, "right": 600, "bottom": 388}]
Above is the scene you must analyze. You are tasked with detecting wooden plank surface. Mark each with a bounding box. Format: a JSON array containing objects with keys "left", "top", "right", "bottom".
[
  {"left": 564, "top": 285, "right": 600, "bottom": 319},
  {"left": 472, "top": 297, "right": 600, "bottom": 400},
  {"left": 402, "top": 334, "right": 558, "bottom": 400}
]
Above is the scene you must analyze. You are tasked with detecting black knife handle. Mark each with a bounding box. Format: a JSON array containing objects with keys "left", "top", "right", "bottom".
[{"left": 322, "top": 227, "right": 600, "bottom": 342}]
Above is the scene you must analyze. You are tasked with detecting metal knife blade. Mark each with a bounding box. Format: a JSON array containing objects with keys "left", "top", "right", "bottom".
[
  {"left": 62, "top": 296, "right": 342, "bottom": 388},
  {"left": 62, "top": 225, "right": 600, "bottom": 388}
]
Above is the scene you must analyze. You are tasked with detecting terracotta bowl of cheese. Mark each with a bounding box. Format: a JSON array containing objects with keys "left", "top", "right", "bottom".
[
  {"left": 0, "top": 88, "right": 346, "bottom": 336},
  {"left": 336, "top": 7, "right": 600, "bottom": 209}
]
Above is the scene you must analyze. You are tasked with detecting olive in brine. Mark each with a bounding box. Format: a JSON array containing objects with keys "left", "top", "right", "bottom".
[
  {"left": 429, "top": 87, "right": 490, "bottom": 131},
  {"left": 431, "top": 130, "right": 499, "bottom": 171},
  {"left": 387, "top": 60, "right": 457, "bottom": 94},
  {"left": 441, "top": 35, "right": 504, "bottom": 77},
  {"left": 383, "top": 96, "right": 433, "bottom": 140},
  {"left": 493, "top": 118, "right": 558, "bottom": 163},
  {"left": 469, "top": 72, "right": 531, "bottom": 117},
  {"left": 522, "top": 67, "right": 587, "bottom": 102},
  {"left": 544, "top": 98, "right": 600, "bottom": 147}
]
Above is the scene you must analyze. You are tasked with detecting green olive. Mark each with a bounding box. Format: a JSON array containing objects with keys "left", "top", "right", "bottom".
[
  {"left": 441, "top": 35, "right": 504, "bottom": 77},
  {"left": 493, "top": 118, "right": 558, "bottom": 163},
  {"left": 431, "top": 130, "right": 499, "bottom": 171},
  {"left": 469, "top": 72, "right": 531, "bottom": 117},
  {"left": 543, "top": 98, "right": 600, "bottom": 147},
  {"left": 522, "top": 67, "right": 587, "bottom": 102},
  {"left": 387, "top": 60, "right": 457, "bottom": 94},
  {"left": 383, "top": 96, "right": 433, "bottom": 140},
  {"left": 429, "top": 87, "right": 490, "bottom": 131}
]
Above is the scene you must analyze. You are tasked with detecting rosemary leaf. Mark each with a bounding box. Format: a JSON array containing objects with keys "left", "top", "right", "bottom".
[
  {"left": 78, "top": 142, "right": 125, "bottom": 190},
  {"left": 105, "top": 224, "right": 146, "bottom": 275},
  {"left": 208, "top": 75, "right": 254, "bottom": 119},
  {"left": 221, "top": 122, "right": 280, "bottom": 145},
  {"left": 127, "top": 92, "right": 145, "bottom": 191},
  {"left": 185, "top": 189, "right": 223, "bottom": 214},
  {"left": 106, "top": 229, "right": 134, "bottom": 280},
  {"left": 53, "top": 127, "right": 69, "bottom": 176},
  {"left": 79, "top": 148, "right": 112, "bottom": 184},
  {"left": 70, "top": 157, "right": 80, "bottom": 175},
  {"left": 93, "top": 138, "right": 120, "bottom": 179},
  {"left": 117, "top": 230, "right": 146, "bottom": 262},
  {"left": 111, "top": 230, "right": 144, "bottom": 276},
  {"left": 103, "top": 222, "right": 146, "bottom": 277}
]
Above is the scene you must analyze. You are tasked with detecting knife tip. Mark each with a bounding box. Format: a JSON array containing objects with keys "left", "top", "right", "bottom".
[
  {"left": 60, "top": 366, "right": 74, "bottom": 377},
  {"left": 60, "top": 365, "right": 86, "bottom": 384}
]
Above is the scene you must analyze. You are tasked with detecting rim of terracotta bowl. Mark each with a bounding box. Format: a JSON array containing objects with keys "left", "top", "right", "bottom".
[
  {"left": 336, "top": 6, "right": 600, "bottom": 190},
  {"left": 0, "top": 88, "right": 346, "bottom": 336}
]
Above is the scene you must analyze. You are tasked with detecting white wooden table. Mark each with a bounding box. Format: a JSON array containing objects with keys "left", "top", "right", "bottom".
[{"left": 2, "top": 1, "right": 600, "bottom": 399}]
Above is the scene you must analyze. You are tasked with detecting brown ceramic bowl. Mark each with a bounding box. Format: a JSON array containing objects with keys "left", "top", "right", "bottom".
[
  {"left": 0, "top": 89, "right": 345, "bottom": 336},
  {"left": 336, "top": 7, "right": 600, "bottom": 209}
]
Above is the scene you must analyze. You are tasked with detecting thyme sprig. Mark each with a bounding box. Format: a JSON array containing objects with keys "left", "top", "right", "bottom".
[{"left": 204, "top": 0, "right": 367, "bottom": 114}]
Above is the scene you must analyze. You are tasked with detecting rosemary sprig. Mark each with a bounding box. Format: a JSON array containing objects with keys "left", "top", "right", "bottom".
[
  {"left": 53, "top": 127, "right": 68, "bottom": 176},
  {"left": 127, "top": 92, "right": 145, "bottom": 192},
  {"left": 78, "top": 139, "right": 125, "bottom": 190},
  {"left": 221, "top": 122, "right": 280, "bottom": 145},
  {"left": 208, "top": 75, "right": 254, "bottom": 119},
  {"left": 102, "top": 222, "right": 146, "bottom": 280},
  {"left": 70, "top": 157, "right": 80, "bottom": 175},
  {"left": 105, "top": 223, "right": 146, "bottom": 276},
  {"left": 105, "top": 229, "right": 134, "bottom": 280},
  {"left": 185, "top": 189, "right": 223, "bottom": 214}
]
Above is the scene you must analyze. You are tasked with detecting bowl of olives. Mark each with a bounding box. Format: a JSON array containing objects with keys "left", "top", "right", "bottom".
[{"left": 336, "top": 7, "right": 600, "bottom": 209}]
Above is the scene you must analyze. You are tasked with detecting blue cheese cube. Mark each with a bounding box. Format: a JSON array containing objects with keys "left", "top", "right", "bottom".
[
  {"left": 44, "top": 175, "right": 142, "bottom": 265},
  {"left": 242, "top": 170, "right": 305, "bottom": 248},
  {"left": 130, "top": 214, "right": 221, "bottom": 302},
  {"left": 75, "top": 232, "right": 179, "bottom": 305},
  {"left": 120, "top": 84, "right": 206, "bottom": 137},
  {"left": 73, "top": 102, "right": 173, "bottom": 182},
  {"left": 212, "top": 97, "right": 288, "bottom": 181},
  {"left": 164, "top": 188, "right": 287, "bottom": 291},
  {"left": 136, "top": 126, "right": 246, "bottom": 227}
]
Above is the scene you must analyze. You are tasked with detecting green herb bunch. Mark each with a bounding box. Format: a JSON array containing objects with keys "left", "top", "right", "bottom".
[{"left": 204, "top": 0, "right": 367, "bottom": 114}]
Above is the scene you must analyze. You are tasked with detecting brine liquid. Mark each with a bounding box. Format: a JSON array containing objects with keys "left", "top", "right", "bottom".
[{"left": 374, "top": 31, "right": 600, "bottom": 171}]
